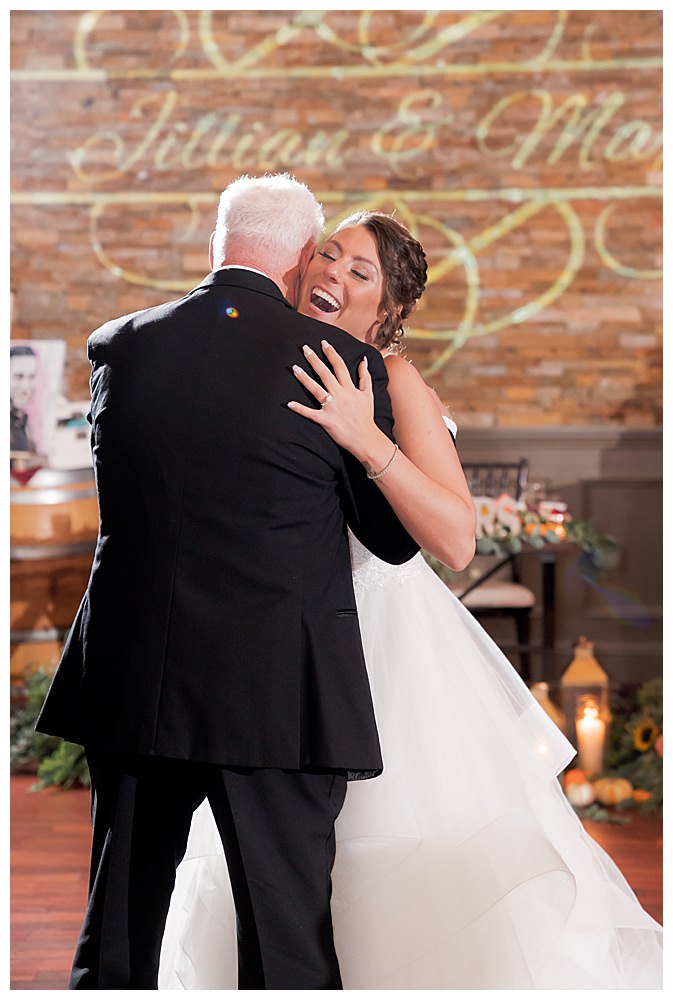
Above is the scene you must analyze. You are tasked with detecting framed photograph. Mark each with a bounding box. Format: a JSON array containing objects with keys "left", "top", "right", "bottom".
[{"left": 10, "top": 340, "right": 67, "bottom": 460}]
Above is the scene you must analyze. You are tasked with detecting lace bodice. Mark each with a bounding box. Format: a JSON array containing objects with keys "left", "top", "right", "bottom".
[{"left": 349, "top": 531, "right": 427, "bottom": 595}]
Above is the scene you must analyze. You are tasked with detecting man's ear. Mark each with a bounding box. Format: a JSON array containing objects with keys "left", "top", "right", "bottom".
[
  {"left": 299, "top": 239, "right": 316, "bottom": 278},
  {"left": 209, "top": 232, "right": 216, "bottom": 271}
]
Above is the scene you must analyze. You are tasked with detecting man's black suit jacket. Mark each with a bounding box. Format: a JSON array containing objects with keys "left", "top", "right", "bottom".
[{"left": 36, "top": 269, "right": 419, "bottom": 777}]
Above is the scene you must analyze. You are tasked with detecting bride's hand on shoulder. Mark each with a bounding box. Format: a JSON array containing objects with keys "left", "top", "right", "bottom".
[{"left": 287, "top": 340, "right": 389, "bottom": 462}]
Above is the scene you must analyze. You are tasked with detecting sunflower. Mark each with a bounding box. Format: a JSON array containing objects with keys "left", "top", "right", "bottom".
[{"left": 633, "top": 718, "right": 659, "bottom": 752}]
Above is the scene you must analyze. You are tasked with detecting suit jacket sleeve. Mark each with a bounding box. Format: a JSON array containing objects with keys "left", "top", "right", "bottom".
[{"left": 338, "top": 346, "right": 419, "bottom": 565}]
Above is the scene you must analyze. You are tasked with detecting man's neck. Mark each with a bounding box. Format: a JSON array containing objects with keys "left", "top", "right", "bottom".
[
  {"left": 217, "top": 259, "right": 288, "bottom": 298},
  {"left": 216, "top": 262, "right": 268, "bottom": 277}
]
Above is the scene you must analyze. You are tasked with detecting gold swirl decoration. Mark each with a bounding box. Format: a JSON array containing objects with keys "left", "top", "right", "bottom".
[
  {"left": 594, "top": 203, "right": 663, "bottom": 281},
  {"left": 74, "top": 10, "right": 191, "bottom": 74},
  {"left": 48, "top": 9, "right": 659, "bottom": 80},
  {"left": 82, "top": 187, "right": 661, "bottom": 376}
]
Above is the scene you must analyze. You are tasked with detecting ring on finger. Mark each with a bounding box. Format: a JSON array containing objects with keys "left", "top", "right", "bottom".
[{"left": 321, "top": 393, "right": 333, "bottom": 407}]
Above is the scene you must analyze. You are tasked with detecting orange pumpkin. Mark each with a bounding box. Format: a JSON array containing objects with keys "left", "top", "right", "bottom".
[
  {"left": 563, "top": 768, "right": 587, "bottom": 788},
  {"left": 593, "top": 777, "right": 633, "bottom": 806},
  {"left": 632, "top": 789, "right": 652, "bottom": 803}
]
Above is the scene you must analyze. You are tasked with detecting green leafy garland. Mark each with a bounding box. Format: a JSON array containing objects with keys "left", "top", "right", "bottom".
[
  {"left": 475, "top": 513, "right": 620, "bottom": 570},
  {"left": 10, "top": 669, "right": 89, "bottom": 789},
  {"left": 424, "top": 515, "right": 619, "bottom": 589}
]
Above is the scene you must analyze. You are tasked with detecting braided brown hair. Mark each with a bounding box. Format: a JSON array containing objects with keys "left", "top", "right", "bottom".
[{"left": 333, "top": 211, "right": 427, "bottom": 350}]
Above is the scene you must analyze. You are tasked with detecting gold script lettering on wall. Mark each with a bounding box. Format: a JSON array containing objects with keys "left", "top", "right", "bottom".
[
  {"left": 10, "top": 9, "right": 662, "bottom": 387},
  {"left": 477, "top": 90, "right": 662, "bottom": 171},
  {"left": 67, "top": 91, "right": 352, "bottom": 182}
]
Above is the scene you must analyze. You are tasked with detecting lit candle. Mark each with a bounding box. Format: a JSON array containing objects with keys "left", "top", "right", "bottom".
[{"left": 575, "top": 701, "right": 606, "bottom": 775}]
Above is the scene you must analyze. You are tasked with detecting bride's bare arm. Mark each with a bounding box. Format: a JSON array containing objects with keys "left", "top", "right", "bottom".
[
  {"left": 373, "top": 353, "right": 475, "bottom": 569},
  {"left": 288, "top": 342, "right": 475, "bottom": 570}
]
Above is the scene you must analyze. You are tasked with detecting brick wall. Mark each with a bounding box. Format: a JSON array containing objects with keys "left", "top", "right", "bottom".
[{"left": 10, "top": 10, "right": 662, "bottom": 427}]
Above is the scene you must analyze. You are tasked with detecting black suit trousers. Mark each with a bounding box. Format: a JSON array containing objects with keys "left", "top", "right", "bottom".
[{"left": 69, "top": 752, "right": 348, "bottom": 990}]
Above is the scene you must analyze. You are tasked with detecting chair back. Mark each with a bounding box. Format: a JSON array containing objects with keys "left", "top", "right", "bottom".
[{"left": 462, "top": 458, "right": 529, "bottom": 500}]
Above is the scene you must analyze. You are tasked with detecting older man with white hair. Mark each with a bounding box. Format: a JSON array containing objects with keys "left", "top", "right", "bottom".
[{"left": 37, "top": 173, "right": 417, "bottom": 989}]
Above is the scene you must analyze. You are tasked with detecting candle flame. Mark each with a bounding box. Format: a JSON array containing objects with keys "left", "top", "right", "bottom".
[{"left": 582, "top": 702, "right": 599, "bottom": 720}]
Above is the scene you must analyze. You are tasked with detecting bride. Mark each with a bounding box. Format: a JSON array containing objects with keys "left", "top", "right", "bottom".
[{"left": 159, "top": 213, "right": 663, "bottom": 989}]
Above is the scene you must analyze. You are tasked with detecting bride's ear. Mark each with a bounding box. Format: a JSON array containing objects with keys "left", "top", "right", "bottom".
[
  {"left": 368, "top": 302, "right": 402, "bottom": 344},
  {"left": 365, "top": 310, "right": 388, "bottom": 344}
]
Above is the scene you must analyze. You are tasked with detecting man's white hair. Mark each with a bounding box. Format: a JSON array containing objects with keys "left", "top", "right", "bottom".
[{"left": 212, "top": 173, "right": 324, "bottom": 272}]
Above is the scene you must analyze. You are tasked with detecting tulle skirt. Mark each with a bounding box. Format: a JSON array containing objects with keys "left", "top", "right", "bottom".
[{"left": 158, "top": 550, "right": 662, "bottom": 989}]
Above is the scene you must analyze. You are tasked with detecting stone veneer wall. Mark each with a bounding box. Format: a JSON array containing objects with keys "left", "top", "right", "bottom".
[{"left": 11, "top": 10, "right": 662, "bottom": 428}]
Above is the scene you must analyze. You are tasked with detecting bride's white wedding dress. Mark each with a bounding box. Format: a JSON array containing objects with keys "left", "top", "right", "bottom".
[{"left": 158, "top": 442, "right": 662, "bottom": 988}]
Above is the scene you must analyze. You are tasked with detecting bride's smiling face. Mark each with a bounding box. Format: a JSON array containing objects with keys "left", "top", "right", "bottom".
[{"left": 297, "top": 225, "right": 388, "bottom": 343}]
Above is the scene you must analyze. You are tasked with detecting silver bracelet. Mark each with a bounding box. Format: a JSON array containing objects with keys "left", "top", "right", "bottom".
[{"left": 366, "top": 444, "right": 399, "bottom": 480}]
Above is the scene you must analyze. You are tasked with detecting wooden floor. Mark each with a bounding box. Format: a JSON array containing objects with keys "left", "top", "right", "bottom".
[{"left": 10, "top": 774, "right": 663, "bottom": 989}]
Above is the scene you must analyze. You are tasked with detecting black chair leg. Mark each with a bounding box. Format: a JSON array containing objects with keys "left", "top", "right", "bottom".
[{"left": 514, "top": 609, "right": 531, "bottom": 683}]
